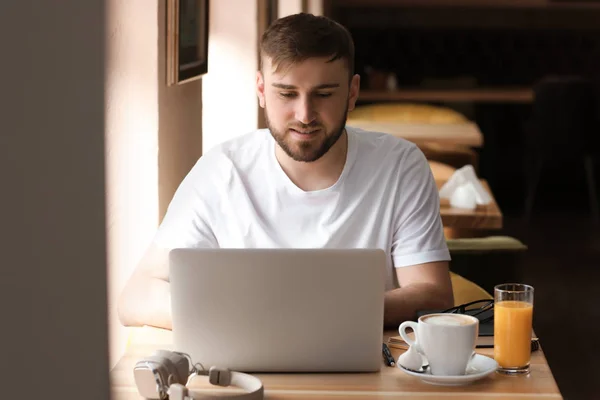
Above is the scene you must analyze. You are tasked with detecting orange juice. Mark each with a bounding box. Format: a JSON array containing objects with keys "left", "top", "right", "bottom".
[{"left": 494, "top": 300, "right": 533, "bottom": 368}]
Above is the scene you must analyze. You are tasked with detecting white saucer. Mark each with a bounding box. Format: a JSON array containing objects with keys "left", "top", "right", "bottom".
[{"left": 397, "top": 354, "right": 498, "bottom": 386}]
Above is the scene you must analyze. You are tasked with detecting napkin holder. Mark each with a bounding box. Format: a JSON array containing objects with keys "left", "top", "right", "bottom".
[{"left": 439, "top": 165, "right": 492, "bottom": 210}]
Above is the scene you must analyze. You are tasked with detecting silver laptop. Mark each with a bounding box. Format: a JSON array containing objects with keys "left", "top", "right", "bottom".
[{"left": 169, "top": 248, "right": 386, "bottom": 373}]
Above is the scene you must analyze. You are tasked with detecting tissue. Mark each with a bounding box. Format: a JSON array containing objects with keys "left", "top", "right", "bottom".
[{"left": 438, "top": 165, "right": 492, "bottom": 209}]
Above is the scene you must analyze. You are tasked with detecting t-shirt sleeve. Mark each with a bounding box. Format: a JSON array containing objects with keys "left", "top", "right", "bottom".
[
  {"left": 152, "top": 159, "right": 218, "bottom": 250},
  {"left": 391, "top": 146, "right": 451, "bottom": 268}
]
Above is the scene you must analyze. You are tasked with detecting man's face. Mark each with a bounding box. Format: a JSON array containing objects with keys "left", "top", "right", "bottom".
[{"left": 257, "top": 57, "right": 360, "bottom": 162}]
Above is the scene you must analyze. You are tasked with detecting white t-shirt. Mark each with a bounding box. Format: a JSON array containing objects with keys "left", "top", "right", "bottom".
[{"left": 154, "top": 126, "right": 450, "bottom": 290}]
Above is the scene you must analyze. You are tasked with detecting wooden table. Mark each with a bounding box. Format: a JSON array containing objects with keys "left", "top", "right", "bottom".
[
  {"left": 110, "top": 327, "right": 562, "bottom": 399},
  {"left": 348, "top": 121, "right": 484, "bottom": 147},
  {"left": 438, "top": 179, "right": 503, "bottom": 230}
]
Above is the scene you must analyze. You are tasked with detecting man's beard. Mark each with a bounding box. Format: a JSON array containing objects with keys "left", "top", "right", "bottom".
[{"left": 266, "top": 105, "right": 349, "bottom": 163}]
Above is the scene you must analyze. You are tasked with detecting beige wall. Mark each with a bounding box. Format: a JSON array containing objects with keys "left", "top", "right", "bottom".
[
  {"left": 1, "top": 0, "right": 110, "bottom": 398},
  {"left": 158, "top": 0, "right": 204, "bottom": 220},
  {"left": 277, "top": 0, "right": 322, "bottom": 16},
  {"left": 105, "top": 0, "right": 203, "bottom": 368},
  {"left": 202, "top": 0, "right": 259, "bottom": 152},
  {"left": 278, "top": 0, "right": 304, "bottom": 17},
  {"left": 308, "top": 0, "right": 324, "bottom": 15},
  {"left": 202, "top": 0, "right": 324, "bottom": 154},
  {"left": 105, "top": 0, "right": 160, "bottom": 369}
]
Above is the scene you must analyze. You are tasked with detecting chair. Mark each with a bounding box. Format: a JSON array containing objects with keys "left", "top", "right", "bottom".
[
  {"left": 450, "top": 272, "right": 492, "bottom": 307},
  {"left": 523, "top": 76, "right": 600, "bottom": 222},
  {"left": 447, "top": 236, "right": 528, "bottom": 296}
]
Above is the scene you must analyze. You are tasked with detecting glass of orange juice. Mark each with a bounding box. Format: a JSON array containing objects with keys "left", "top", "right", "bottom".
[{"left": 494, "top": 283, "right": 534, "bottom": 374}]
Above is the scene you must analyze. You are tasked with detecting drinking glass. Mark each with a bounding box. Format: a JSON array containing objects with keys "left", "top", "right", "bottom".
[{"left": 494, "top": 283, "right": 534, "bottom": 374}]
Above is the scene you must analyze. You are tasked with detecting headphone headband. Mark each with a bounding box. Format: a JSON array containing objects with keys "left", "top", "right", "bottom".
[{"left": 133, "top": 350, "right": 264, "bottom": 400}]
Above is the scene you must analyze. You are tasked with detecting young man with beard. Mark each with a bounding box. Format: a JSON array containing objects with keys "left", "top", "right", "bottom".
[{"left": 118, "top": 13, "right": 453, "bottom": 331}]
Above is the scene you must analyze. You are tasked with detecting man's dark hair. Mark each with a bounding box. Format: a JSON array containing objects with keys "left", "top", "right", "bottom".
[{"left": 260, "top": 13, "right": 355, "bottom": 79}]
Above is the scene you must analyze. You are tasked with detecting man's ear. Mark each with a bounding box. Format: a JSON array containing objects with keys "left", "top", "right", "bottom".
[
  {"left": 256, "top": 71, "right": 266, "bottom": 108},
  {"left": 347, "top": 74, "right": 361, "bottom": 112}
]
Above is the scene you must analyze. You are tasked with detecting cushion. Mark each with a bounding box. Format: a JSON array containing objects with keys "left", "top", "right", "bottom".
[
  {"left": 447, "top": 236, "right": 528, "bottom": 253},
  {"left": 348, "top": 103, "right": 469, "bottom": 124}
]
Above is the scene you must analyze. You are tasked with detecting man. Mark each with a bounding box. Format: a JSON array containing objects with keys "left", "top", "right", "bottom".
[{"left": 118, "top": 13, "right": 453, "bottom": 331}]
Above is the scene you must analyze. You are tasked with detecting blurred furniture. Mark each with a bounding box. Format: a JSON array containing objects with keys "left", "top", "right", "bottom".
[
  {"left": 349, "top": 103, "right": 468, "bottom": 123},
  {"left": 450, "top": 271, "right": 493, "bottom": 305},
  {"left": 329, "top": 0, "right": 600, "bottom": 96},
  {"left": 359, "top": 87, "right": 534, "bottom": 104},
  {"left": 523, "top": 76, "right": 600, "bottom": 222},
  {"left": 429, "top": 163, "right": 501, "bottom": 237},
  {"left": 447, "top": 236, "right": 528, "bottom": 295},
  {"left": 437, "top": 179, "right": 503, "bottom": 230},
  {"left": 421, "top": 142, "right": 479, "bottom": 173},
  {"left": 347, "top": 103, "right": 484, "bottom": 147},
  {"left": 428, "top": 160, "right": 456, "bottom": 181}
]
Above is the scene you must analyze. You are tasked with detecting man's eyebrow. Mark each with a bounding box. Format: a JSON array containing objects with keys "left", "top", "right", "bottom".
[{"left": 271, "top": 83, "right": 340, "bottom": 90}]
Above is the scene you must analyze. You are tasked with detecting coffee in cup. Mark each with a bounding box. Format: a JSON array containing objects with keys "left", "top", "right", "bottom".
[
  {"left": 399, "top": 313, "right": 479, "bottom": 376},
  {"left": 420, "top": 314, "right": 475, "bottom": 326}
]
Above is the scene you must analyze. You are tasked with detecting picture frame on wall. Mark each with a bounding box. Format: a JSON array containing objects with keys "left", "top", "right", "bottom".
[{"left": 167, "top": 0, "right": 209, "bottom": 85}]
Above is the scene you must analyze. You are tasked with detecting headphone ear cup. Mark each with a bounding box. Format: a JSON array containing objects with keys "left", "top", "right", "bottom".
[
  {"left": 151, "top": 350, "right": 190, "bottom": 385},
  {"left": 168, "top": 352, "right": 191, "bottom": 385}
]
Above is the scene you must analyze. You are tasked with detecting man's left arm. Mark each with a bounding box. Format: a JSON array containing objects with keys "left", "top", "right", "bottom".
[
  {"left": 385, "top": 146, "right": 455, "bottom": 329},
  {"left": 383, "top": 261, "right": 453, "bottom": 329}
]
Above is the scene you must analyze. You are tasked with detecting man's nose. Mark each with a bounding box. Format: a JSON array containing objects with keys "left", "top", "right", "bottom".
[{"left": 294, "top": 97, "right": 317, "bottom": 125}]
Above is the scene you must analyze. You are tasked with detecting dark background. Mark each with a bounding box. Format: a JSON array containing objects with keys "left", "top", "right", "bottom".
[{"left": 326, "top": 2, "right": 600, "bottom": 398}]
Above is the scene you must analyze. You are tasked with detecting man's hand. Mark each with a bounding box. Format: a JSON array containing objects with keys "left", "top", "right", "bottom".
[
  {"left": 383, "top": 261, "right": 453, "bottom": 329},
  {"left": 117, "top": 244, "right": 173, "bottom": 330}
]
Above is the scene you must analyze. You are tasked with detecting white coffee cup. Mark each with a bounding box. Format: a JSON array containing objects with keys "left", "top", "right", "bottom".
[{"left": 398, "top": 313, "right": 479, "bottom": 376}]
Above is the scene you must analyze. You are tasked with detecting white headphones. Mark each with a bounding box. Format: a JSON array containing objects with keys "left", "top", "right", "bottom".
[{"left": 133, "top": 350, "right": 264, "bottom": 400}]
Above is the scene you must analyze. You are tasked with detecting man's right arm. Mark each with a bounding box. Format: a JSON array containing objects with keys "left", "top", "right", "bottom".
[
  {"left": 118, "top": 154, "right": 219, "bottom": 330},
  {"left": 117, "top": 244, "right": 173, "bottom": 330}
]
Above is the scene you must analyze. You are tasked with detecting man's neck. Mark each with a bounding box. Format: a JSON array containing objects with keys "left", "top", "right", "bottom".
[{"left": 275, "top": 130, "right": 348, "bottom": 192}]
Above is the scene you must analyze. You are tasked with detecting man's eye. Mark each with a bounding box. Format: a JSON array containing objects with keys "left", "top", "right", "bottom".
[
  {"left": 279, "top": 92, "right": 296, "bottom": 98},
  {"left": 316, "top": 92, "right": 333, "bottom": 98}
]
